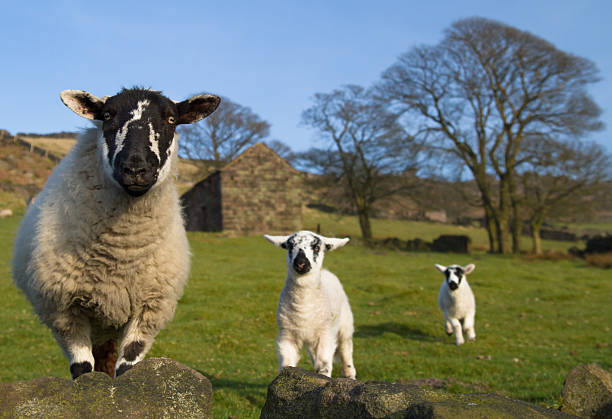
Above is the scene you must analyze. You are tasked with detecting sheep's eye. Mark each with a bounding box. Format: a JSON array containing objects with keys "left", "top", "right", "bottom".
[
  {"left": 314, "top": 246, "right": 320, "bottom": 253},
  {"left": 103, "top": 112, "right": 111, "bottom": 121},
  {"left": 168, "top": 116, "right": 176, "bottom": 124}
]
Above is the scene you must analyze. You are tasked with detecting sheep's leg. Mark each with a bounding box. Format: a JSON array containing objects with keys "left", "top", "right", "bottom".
[
  {"left": 444, "top": 317, "right": 453, "bottom": 335},
  {"left": 337, "top": 337, "right": 356, "bottom": 379},
  {"left": 463, "top": 314, "right": 476, "bottom": 341},
  {"left": 312, "top": 333, "right": 335, "bottom": 377},
  {"left": 450, "top": 318, "right": 465, "bottom": 345},
  {"left": 114, "top": 302, "right": 173, "bottom": 376},
  {"left": 277, "top": 336, "right": 301, "bottom": 373},
  {"left": 51, "top": 314, "right": 94, "bottom": 379}
]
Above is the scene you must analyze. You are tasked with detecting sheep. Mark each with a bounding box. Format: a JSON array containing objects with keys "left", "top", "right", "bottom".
[
  {"left": 264, "top": 230, "right": 356, "bottom": 379},
  {"left": 434, "top": 263, "right": 476, "bottom": 346},
  {"left": 12, "top": 88, "right": 220, "bottom": 379}
]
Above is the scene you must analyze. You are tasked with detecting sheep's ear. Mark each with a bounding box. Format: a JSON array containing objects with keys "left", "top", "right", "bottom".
[
  {"left": 60, "top": 90, "right": 107, "bottom": 120},
  {"left": 264, "top": 234, "right": 291, "bottom": 249},
  {"left": 323, "top": 237, "right": 350, "bottom": 252},
  {"left": 463, "top": 264, "right": 476, "bottom": 275},
  {"left": 434, "top": 264, "right": 447, "bottom": 273},
  {"left": 176, "top": 94, "right": 221, "bottom": 125}
]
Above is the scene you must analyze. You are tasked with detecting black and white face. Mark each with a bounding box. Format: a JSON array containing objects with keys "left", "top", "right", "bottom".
[
  {"left": 435, "top": 263, "right": 475, "bottom": 291},
  {"left": 264, "top": 231, "right": 350, "bottom": 276},
  {"left": 60, "top": 88, "right": 220, "bottom": 197}
]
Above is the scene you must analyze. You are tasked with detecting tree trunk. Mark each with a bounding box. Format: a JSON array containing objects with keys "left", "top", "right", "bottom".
[
  {"left": 496, "top": 176, "right": 512, "bottom": 254},
  {"left": 483, "top": 205, "right": 498, "bottom": 253},
  {"left": 511, "top": 204, "right": 522, "bottom": 254},
  {"left": 357, "top": 208, "right": 372, "bottom": 241},
  {"left": 531, "top": 221, "right": 543, "bottom": 255}
]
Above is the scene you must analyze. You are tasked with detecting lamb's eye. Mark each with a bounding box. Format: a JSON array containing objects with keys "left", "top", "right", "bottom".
[
  {"left": 103, "top": 112, "right": 111, "bottom": 121},
  {"left": 168, "top": 116, "right": 176, "bottom": 124},
  {"left": 314, "top": 246, "right": 320, "bottom": 253}
]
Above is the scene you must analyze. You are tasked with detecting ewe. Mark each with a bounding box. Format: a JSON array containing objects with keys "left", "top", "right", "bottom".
[
  {"left": 12, "top": 88, "right": 220, "bottom": 378},
  {"left": 435, "top": 263, "right": 477, "bottom": 346},
  {"left": 264, "top": 231, "right": 356, "bottom": 379}
]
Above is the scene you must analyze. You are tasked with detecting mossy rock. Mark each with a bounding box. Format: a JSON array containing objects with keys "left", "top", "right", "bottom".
[
  {"left": 561, "top": 363, "right": 612, "bottom": 418},
  {"left": 0, "top": 358, "right": 212, "bottom": 418},
  {"left": 260, "top": 367, "right": 578, "bottom": 418}
]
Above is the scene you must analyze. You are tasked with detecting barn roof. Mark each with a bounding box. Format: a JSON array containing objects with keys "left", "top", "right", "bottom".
[{"left": 220, "top": 142, "right": 300, "bottom": 175}]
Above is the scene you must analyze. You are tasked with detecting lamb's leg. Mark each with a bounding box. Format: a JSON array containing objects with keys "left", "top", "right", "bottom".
[
  {"left": 444, "top": 316, "right": 453, "bottom": 336},
  {"left": 450, "top": 318, "right": 465, "bottom": 345},
  {"left": 312, "top": 333, "right": 335, "bottom": 377},
  {"left": 277, "top": 335, "right": 300, "bottom": 373},
  {"left": 50, "top": 314, "right": 94, "bottom": 379},
  {"left": 337, "top": 337, "right": 356, "bottom": 379},
  {"left": 463, "top": 314, "right": 476, "bottom": 341}
]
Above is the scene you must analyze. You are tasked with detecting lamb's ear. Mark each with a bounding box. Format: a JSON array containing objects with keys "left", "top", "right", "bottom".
[
  {"left": 60, "top": 90, "right": 107, "bottom": 120},
  {"left": 176, "top": 94, "right": 221, "bottom": 125},
  {"left": 264, "top": 234, "right": 291, "bottom": 249},
  {"left": 323, "top": 237, "right": 350, "bottom": 252},
  {"left": 434, "top": 264, "right": 447, "bottom": 273},
  {"left": 463, "top": 264, "right": 476, "bottom": 275}
]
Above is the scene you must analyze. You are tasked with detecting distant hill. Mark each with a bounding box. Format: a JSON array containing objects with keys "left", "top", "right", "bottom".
[
  {"left": 0, "top": 131, "right": 216, "bottom": 213},
  {"left": 0, "top": 134, "right": 57, "bottom": 212}
]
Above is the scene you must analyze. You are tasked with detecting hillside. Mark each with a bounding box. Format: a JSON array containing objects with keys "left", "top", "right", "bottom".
[
  {"left": 0, "top": 132, "right": 215, "bottom": 212},
  {"left": 0, "top": 135, "right": 57, "bottom": 212}
]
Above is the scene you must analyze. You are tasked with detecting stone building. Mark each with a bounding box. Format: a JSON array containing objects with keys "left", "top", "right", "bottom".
[{"left": 180, "top": 143, "right": 303, "bottom": 235}]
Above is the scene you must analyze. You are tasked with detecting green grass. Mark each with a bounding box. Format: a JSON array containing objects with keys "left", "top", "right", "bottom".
[{"left": 1, "top": 212, "right": 611, "bottom": 418}]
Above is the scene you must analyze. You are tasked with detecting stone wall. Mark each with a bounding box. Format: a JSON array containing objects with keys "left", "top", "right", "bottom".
[
  {"left": 432, "top": 235, "right": 471, "bottom": 253},
  {"left": 182, "top": 171, "right": 223, "bottom": 231},
  {"left": 260, "top": 367, "right": 577, "bottom": 418},
  {"left": 220, "top": 143, "right": 303, "bottom": 235},
  {"left": 0, "top": 358, "right": 212, "bottom": 418}
]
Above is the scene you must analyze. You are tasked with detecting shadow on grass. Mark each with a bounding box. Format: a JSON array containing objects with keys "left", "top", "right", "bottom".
[
  {"left": 196, "top": 371, "right": 269, "bottom": 405},
  {"left": 354, "top": 322, "right": 437, "bottom": 342}
]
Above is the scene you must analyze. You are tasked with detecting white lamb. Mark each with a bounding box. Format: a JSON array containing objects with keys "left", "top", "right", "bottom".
[
  {"left": 434, "top": 263, "right": 477, "bottom": 346},
  {"left": 264, "top": 231, "right": 356, "bottom": 379},
  {"left": 12, "top": 88, "right": 220, "bottom": 379}
]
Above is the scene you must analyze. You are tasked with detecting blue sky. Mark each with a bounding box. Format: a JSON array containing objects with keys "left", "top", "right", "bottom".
[{"left": 1, "top": 1, "right": 610, "bottom": 153}]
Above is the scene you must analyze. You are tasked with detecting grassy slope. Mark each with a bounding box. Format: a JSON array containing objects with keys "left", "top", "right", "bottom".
[{"left": 1, "top": 213, "right": 610, "bottom": 418}]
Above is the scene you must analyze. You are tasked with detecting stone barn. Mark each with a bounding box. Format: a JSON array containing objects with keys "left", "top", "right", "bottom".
[{"left": 180, "top": 143, "right": 303, "bottom": 235}]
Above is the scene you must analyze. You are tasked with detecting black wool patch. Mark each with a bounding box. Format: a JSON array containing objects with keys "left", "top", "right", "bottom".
[
  {"left": 70, "top": 361, "right": 93, "bottom": 379},
  {"left": 311, "top": 236, "right": 322, "bottom": 262},
  {"left": 123, "top": 340, "right": 145, "bottom": 362}
]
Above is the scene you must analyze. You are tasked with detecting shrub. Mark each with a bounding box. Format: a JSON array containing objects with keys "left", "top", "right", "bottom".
[{"left": 584, "top": 252, "right": 612, "bottom": 269}]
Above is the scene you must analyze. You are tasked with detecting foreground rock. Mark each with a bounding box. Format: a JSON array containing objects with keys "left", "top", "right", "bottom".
[
  {"left": 261, "top": 367, "right": 576, "bottom": 419},
  {"left": 561, "top": 363, "right": 612, "bottom": 418},
  {"left": 0, "top": 358, "right": 212, "bottom": 418}
]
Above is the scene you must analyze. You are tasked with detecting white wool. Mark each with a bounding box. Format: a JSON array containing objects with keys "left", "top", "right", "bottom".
[
  {"left": 12, "top": 125, "right": 190, "bottom": 376},
  {"left": 265, "top": 231, "right": 356, "bottom": 379},
  {"left": 435, "top": 263, "right": 477, "bottom": 346}
]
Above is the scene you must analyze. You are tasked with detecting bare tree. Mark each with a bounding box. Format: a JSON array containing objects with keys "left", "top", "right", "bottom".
[
  {"left": 519, "top": 139, "right": 610, "bottom": 254},
  {"left": 378, "top": 17, "right": 603, "bottom": 253},
  {"left": 300, "top": 84, "right": 421, "bottom": 240},
  {"left": 265, "top": 139, "right": 297, "bottom": 166},
  {"left": 178, "top": 96, "right": 270, "bottom": 171}
]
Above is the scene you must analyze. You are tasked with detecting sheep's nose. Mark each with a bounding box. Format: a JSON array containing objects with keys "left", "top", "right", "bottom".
[
  {"left": 448, "top": 282, "right": 459, "bottom": 290},
  {"left": 292, "top": 251, "right": 311, "bottom": 274}
]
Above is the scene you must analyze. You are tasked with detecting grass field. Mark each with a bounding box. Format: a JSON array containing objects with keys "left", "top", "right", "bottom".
[{"left": 1, "top": 211, "right": 610, "bottom": 418}]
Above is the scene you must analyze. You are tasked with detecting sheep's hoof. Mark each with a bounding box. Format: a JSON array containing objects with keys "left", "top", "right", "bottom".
[
  {"left": 70, "top": 361, "right": 93, "bottom": 379},
  {"left": 115, "top": 363, "right": 133, "bottom": 377},
  {"left": 446, "top": 331, "right": 453, "bottom": 336}
]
